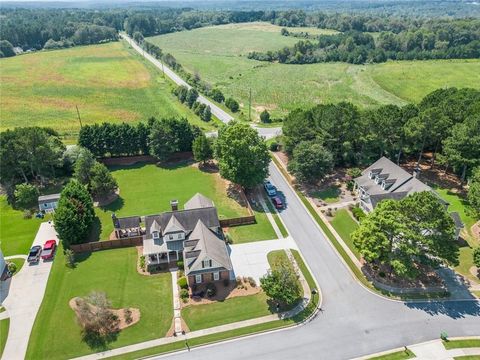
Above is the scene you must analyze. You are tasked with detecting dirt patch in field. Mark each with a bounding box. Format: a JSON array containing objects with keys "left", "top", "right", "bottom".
[
  {"left": 69, "top": 297, "right": 140, "bottom": 331},
  {"left": 471, "top": 221, "right": 480, "bottom": 241},
  {"left": 470, "top": 266, "right": 479, "bottom": 279}
]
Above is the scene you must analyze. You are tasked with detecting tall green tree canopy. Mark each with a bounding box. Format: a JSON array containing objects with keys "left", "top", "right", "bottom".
[
  {"left": 352, "top": 191, "right": 458, "bottom": 279},
  {"left": 260, "top": 257, "right": 302, "bottom": 306},
  {"left": 215, "top": 122, "right": 270, "bottom": 189},
  {"left": 468, "top": 167, "right": 480, "bottom": 218},
  {"left": 287, "top": 141, "right": 333, "bottom": 183},
  {"left": 192, "top": 134, "right": 213, "bottom": 164},
  {"left": 54, "top": 180, "right": 95, "bottom": 248}
]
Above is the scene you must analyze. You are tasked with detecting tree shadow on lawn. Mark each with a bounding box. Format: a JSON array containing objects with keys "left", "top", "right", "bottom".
[
  {"left": 405, "top": 298, "right": 480, "bottom": 319},
  {"left": 82, "top": 329, "right": 119, "bottom": 352},
  {"left": 157, "top": 159, "right": 194, "bottom": 171},
  {"left": 99, "top": 196, "right": 125, "bottom": 213},
  {"left": 87, "top": 217, "right": 103, "bottom": 243},
  {"left": 75, "top": 251, "right": 92, "bottom": 264}
]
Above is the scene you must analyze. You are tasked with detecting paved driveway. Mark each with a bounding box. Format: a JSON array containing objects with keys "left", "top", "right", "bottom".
[
  {"left": 229, "top": 237, "right": 298, "bottom": 283},
  {"left": 1, "top": 222, "right": 58, "bottom": 360}
]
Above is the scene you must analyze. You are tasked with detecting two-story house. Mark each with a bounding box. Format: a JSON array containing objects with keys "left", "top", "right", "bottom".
[
  {"left": 354, "top": 157, "right": 464, "bottom": 238},
  {"left": 113, "top": 193, "right": 233, "bottom": 287}
]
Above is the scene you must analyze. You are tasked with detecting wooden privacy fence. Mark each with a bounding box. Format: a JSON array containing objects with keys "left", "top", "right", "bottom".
[
  {"left": 220, "top": 215, "right": 256, "bottom": 227},
  {"left": 70, "top": 236, "right": 143, "bottom": 253}
]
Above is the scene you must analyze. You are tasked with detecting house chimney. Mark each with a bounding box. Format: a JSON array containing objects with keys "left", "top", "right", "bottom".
[{"left": 170, "top": 200, "right": 178, "bottom": 211}]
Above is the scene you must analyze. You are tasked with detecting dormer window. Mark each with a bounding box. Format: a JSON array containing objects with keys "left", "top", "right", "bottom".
[
  {"left": 152, "top": 231, "right": 159, "bottom": 239},
  {"left": 368, "top": 171, "right": 374, "bottom": 179},
  {"left": 381, "top": 181, "right": 387, "bottom": 190},
  {"left": 375, "top": 176, "right": 381, "bottom": 184},
  {"left": 202, "top": 259, "right": 212, "bottom": 268}
]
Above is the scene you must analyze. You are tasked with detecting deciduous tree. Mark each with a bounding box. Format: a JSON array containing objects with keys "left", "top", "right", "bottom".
[
  {"left": 287, "top": 141, "right": 333, "bottom": 183},
  {"left": 260, "top": 258, "right": 301, "bottom": 306},
  {"left": 192, "top": 134, "right": 213, "bottom": 164}
]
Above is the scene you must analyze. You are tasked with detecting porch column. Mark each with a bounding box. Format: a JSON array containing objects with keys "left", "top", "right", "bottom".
[
  {"left": 155, "top": 253, "right": 159, "bottom": 263},
  {"left": 167, "top": 251, "right": 170, "bottom": 263}
]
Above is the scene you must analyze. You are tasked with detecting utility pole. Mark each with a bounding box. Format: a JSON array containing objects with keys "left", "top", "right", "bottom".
[
  {"left": 75, "top": 105, "right": 83, "bottom": 129},
  {"left": 248, "top": 87, "right": 252, "bottom": 122}
]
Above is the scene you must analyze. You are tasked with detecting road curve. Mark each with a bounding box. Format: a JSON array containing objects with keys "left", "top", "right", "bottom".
[
  {"left": 121, "top": 34, "right": 234, "bottom": 124},
  {"left": 160, "top": 162, "right": 480, "bottom": 360}
]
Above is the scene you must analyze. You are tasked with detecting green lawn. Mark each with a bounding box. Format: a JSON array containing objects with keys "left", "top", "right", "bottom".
[
  {"left": 182, "top": 291, "right": 272, "bottom": 331},
  {"left": 147, "top": 22, "right": 479, "bottom": 120},
  {"left": 330, "top": 209, "right": 361, "bottom": 259},
  {"left": 226, "top": 201, "right": 277, "bottom": 244},
  {"left": 0, "top": 319, "right": 9, "bottom": 358},
  {"left": 368, "top": 349, "right": 415, "bottom": 360},
  {"left": 434, "top": 187, "right": 479, "bottom": 283},
  {"left": 6, "top": 257, "right": 25, "bottom": 275},
  {"left": 0, "top": 196, "right": 47, "bottom": 257},
  {"left": 443, "top": 339, "right": 480, "bottom": 350},
  {"left": 311, "top": 186, "right": 341, "bottom": 204},
  {"left": 94, "top": 162, "right": 252, "bottom": 240},
  {"left": 26, "top": 247, "right": 173, "bottom": 360},
  {"left": 0, "top": 41, "right": 215, "bottom": 140},
  {"left": 267, "top": 250, "right": 290, "bottom": 269},
  {"left": 453, "top": 356, "right": 480, "bottom": 360}
]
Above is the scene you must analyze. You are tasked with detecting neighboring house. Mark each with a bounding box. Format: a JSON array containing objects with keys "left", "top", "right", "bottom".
[
  {"left": 354, "top": 157, "right": 464, "bottom": 238},
  {"left": 38, "top": 194, "right": 61, "bottom": 213},
  {"left": 113, "top": 193, "right": 233, "bottom": 287}
]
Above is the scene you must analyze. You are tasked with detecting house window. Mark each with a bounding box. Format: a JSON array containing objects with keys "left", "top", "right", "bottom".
[
  {"left": 213, "top": 272, "right": 220, "bottom": 281},
  {"left": 195, "top": 274, "right": 202, "bottom": 284},
  {"left": 152, "top": 231, "right": 159, "bottom": 239},
  {"left": 202, "top": 260, "right": 212, "bottom": 268},
  {"left": 169, "top": 234, "right": 174, "bottom": 240}
]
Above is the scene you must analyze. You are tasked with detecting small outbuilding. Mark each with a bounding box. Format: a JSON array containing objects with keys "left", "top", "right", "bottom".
[{"left": 38, "top": 194, "right": 61, "bottom": 213}]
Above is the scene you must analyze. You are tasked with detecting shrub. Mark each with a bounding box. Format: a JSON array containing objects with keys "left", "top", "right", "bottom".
[
  {"left": 180, "top": 289, "right": 189, "bottom": 300},
  {"left": 65, "top": 249, "right": 76, "bottom": 268},
  {"left": 23, "top": 209, "right": 33, "bottom": 219},
  {"left": 124, "top": 308, "right": 133, "bottom": 324},
  {"left": 225, "top": 97, "right": 239, "bottom": 112},
  {"left": 247, "top": 277, "right": 257, "bottom": 287},
  {"left": 235, "top": 276, "right": 242, "bottom": 287},
  {"left": 7, "top": 262, "right": 17, "bottom": 274},
  {"left": 260, "top": 110, "right": 271, "bottom": 123},
  {"left": 473, "top": 247, "right": 480, "bottom": 268},
  {"left": 346, "top": 180, "right": 355, "bottom": 191},
  {"left": 177, "top": 260, "right": 184, "bottom": 270},
  {"left": 177, "top": 277, "right": 188, "bottom": 290},
  {"left": 139, "top": 255, "right": 146, "bottom": 271},
  {"left": 224, "top": 232, "right": 233, "bottom": 244},
  {"left": 223, "top": 278, "right": 230, "bottom": 287},
  {"left": 206, "top": 282, "right": 217, "bottom": 297},
  {"left": 347, "top": 167, "right": 362, "bottom": 178},
  {"left": 269, "top": 142, "right": 279, "bottom": 152},
  {"left": 352, "top": 206, "right": 366, "bottom": 222}
]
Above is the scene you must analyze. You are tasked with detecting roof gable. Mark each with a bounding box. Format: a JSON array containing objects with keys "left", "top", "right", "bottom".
[{"left": 184, "top": 193, "right": 214, "bottom": 210}]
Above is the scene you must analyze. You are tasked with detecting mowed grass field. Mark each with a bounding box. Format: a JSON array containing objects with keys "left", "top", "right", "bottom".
[
  {"left": 148, "top": 22, "right": 479, "bottom": 119},
  {"left": 0, "top": 41, "right": 216, "bottom": 139}
]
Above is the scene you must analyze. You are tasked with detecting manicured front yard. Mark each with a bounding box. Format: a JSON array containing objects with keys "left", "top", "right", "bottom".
[
  {"left": 6, "top": 257, "right": 25, "bottom": 275},
  {"left": 95, "top": 162, "right": 252, "bottom": 240},
  {"left": 0, "top": 196, "right": 47, "bottom": 257},
  {"left": 330, "top": 209, "right": 361, "bottom": 259},
  {"left": 368, "top": 349, "right": 414, "bottom": 360},
  {"left": 443, "top": 339, "right": 480, "bottom": 350},
  {"left": 311, "top": 186, "right": 341, "bottom": 204},
  {"left": 182, "top": 291, "right": 272, "bottom": 331},
  {"left": 26, "top": 247, "right": 173, "bottom": 360},
  {"left": 0, "top": 319, "right": 9, "bottom": 358}
]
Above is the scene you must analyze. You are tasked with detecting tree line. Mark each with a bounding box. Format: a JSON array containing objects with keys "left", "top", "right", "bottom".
[
  {"left": 78, "top": 118, "right": 202, "bottom": 161},
  {"left": 249, "top": 18, "right": 480, "bottom": 64},
  {"left": 283, "top": 88, "right": 480, "bottom": 183}
]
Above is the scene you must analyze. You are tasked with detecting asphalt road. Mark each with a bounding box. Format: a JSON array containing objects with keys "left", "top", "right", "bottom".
[
  {"left": 160, "top": 162, "right": 480, "bottom": 360},
  {"left": 121, "top": 34, "right": 234, "bottom": 124}
]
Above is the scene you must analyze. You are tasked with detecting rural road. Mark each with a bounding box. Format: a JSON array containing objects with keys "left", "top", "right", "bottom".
[
  {"left": 1, "top": 222, "right": 59, "bottom": 360},
  {"left": 160, "top": 162, "right": 480, "bottom": 360},
  {"left": 121, "top": 34, "right": 283, "bottom": 139},
  {"left": 121, "top": 34, "right": 233, "bottom": 124}
]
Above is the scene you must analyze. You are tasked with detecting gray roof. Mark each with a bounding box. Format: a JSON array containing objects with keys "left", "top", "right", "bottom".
[
  {"left": 370, "top": 191, "right": 410, "bottom": 208},
  {"left": 450, "top": 212, "right": 464, "bottom": 229},
  {"left": 38, "top": 193, "right": 61, "bottom": 204},
  {"left": 142, "top": 238, "right": 185, "bottom": 256},
  {"left": 164, "top": 215, "right": 185, "bottom": 234},
  {"left": 144, "top": 207, "right": 220, "bottom": 240},
  {"left": 184, "top": 193, "right": 214, "bottom": 210},
  {"left": 113, "top": 215, "right": 141, "bottom": 230},
  {"left": 184, "top": 220, "right": 232, "bottom": 275}
]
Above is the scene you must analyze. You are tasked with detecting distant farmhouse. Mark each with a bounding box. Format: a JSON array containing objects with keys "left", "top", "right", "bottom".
[
  {"left": 38, "top": 193, "right": 61, "bottom": 213},
  {"left": 112, "top": 193, "right": 232, "bottom": 288},
  {"left": 354, "top": 157, "right": 464, "bottom": 238}
]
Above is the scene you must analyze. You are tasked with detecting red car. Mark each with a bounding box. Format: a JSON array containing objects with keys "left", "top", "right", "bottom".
[
  {"left": 272, "top": 196, "right": 283, "bottom": 209},
  {"left": 41, "top": 240, "right": 57, "bottom": 261}
]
